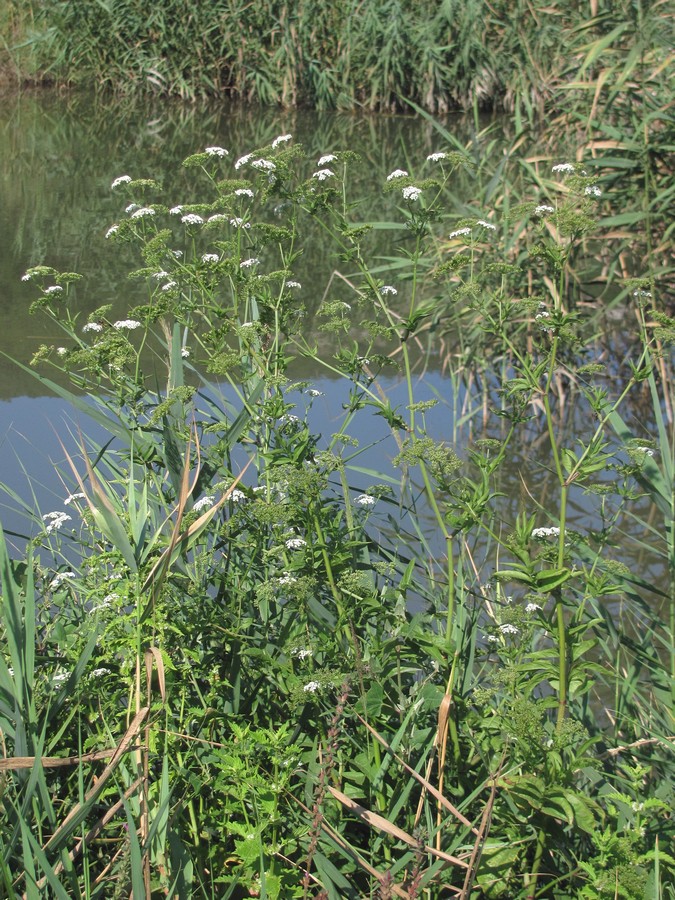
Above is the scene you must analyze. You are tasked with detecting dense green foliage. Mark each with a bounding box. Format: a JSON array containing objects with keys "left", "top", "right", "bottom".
[
  {"left": 2, "top": 0, "right": 672, "bottom": 116},
  {"left": 1, "top": 129, "right": 673, "bottom": 897}
]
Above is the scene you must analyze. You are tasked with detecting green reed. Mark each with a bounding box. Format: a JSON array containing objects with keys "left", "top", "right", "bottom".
[
  {"left": 0, "top": 134, "right": 673, "bottom": 897},
  {"left": 5, "top": 0, "right": 671, "bottom": 121}
]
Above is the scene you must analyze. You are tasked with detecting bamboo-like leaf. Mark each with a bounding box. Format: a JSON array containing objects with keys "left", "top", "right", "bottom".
[
  {"left": 17, "top": 823, "right": 71, "bottom": 900},
  {"left": 59, "top": 437, "right": 138, "bottom": 573},
  {"left": 141, "top": 458, "right": 252, "bottom": 599}
]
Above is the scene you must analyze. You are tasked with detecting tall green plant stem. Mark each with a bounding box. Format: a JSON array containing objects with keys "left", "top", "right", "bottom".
[{"left": 526, "top": 824, "right": 547, "bottom": 899}]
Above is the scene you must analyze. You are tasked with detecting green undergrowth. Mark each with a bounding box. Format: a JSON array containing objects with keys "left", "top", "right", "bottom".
[{"left": 1, "top": 135, "right": 674, "bottom": 897}]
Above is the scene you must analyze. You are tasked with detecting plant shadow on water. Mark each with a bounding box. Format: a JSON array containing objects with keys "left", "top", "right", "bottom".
[{"left": 0, "top": 91, "right": 673, "bottom": 898}]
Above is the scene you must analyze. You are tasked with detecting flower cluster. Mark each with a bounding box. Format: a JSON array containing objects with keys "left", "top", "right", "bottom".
[
  {"left": 50, "top": 571, "right": 76, "bottom": 589},
  {"left": 130, "top": 207, "right": 155, "bottom": 219},
  {"left": 43, "top": 511, "right": 72, "bottom": 534},
  {"left": 531, "top": 526, "right": 560, "bottom": 539},
  {"left": 354, "top": 494, "right": 376, "bottom": 508}
]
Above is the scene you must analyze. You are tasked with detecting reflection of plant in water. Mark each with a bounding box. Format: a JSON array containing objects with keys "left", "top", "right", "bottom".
[{"left": 2, "top": 133, "right": 673, "bottom": 897}]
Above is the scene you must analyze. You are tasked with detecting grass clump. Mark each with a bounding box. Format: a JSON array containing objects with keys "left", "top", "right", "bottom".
[{"left": 1, "top": 133, "right": 674, "bottom": 897}]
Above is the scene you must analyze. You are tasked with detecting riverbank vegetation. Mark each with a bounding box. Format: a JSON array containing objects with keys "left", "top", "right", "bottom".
[
  {"left": 1, "top": 129, "right": 674, "bottom": 896},
  {"left": 1, "top": 0, "right": 672, "bottom": 117}
]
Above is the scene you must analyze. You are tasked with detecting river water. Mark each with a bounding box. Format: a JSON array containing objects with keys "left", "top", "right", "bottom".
[
  {"left": 0, "top": 91, "right": 482, "bottom": 536},
  {"left": 0, "top": 91, "right": 668, "bottom": 610}
]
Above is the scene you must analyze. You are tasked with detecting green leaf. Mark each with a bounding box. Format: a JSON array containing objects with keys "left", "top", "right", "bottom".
[
  {"left": 534, "top": 567, "right": 572, "bottom": 592},
  {"left": 234, "top": 833, "right": 263, "bottom": 865},
  {"left": 562, "top": 791, "right": 597, "bottom": 834}
]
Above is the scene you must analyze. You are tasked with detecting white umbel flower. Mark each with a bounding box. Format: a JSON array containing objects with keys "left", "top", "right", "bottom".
[
  {"left": 285, "top": 537, "right": 307, "bottom": 550},
  {"left": 531, "top": 526, "right": 560, "bottom": 538},
  {"left": 354, "top": 494, "right": 376, "bottom": 508}
]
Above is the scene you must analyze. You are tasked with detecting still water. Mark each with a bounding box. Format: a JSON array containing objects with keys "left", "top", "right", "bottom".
[
  {"left": 0, "top": 91, "right": 668, "bottom": 608},
  {"left": 1, "top": 91, "right": 483, "bottom": 540}
]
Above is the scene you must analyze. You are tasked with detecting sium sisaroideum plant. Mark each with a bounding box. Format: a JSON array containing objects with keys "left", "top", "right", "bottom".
[{"left": 2, "top": 133, "right": 673, "bottom": 896}]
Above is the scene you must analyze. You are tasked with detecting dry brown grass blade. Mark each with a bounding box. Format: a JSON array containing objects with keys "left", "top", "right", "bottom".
[
  {"left": 355, "top": 712, "right": 478, "bottom": 835},
  {"left": 57, "top": 429, "right": 117, "bottom": 522},
  {"left": 435, "top": 690, "right": 453, "bottom": 850},
  {"left": 327, "top": 786, "right": 468, "bottom": 869},
  {"left": 291, "top": 793, "right": 411, "bottom": 897},
  {"left": 42, "top": 706, "right": 150, "bottom": 854},
  {"left": 145, "top": 646, "right": 166, "bottom": 704}
]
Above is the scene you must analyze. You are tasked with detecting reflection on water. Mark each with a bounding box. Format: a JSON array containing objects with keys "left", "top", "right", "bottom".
[{"left": 0, "top": 90, "right": 483, "bottom": 398}]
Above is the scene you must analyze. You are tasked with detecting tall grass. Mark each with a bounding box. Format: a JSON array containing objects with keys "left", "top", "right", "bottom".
[
  {"left": 1, "top": 131, "right": 673, "bottom": 897},
  {"left": 6, "top": 0, "right": 672, "bottom": 118}
]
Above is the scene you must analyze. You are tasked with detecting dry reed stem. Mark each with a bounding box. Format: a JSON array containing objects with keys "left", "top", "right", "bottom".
[
  {"left": 39, "top": 777, "right": 144, "bottom": 887},
  {"left": 0, "top": 746, "right": 136, "bottom": 770},
  {"left": 458, "top": 765, "right": 501, "bottom": 900}
]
